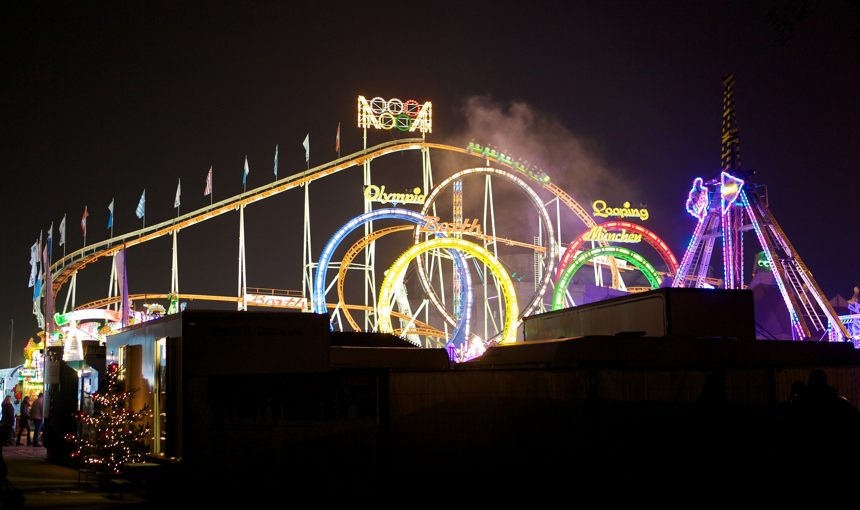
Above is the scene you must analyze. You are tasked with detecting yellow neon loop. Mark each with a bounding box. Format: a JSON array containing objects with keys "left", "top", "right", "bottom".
[{"left": 378, "top": 238, "right": 519, "bottom": 345}]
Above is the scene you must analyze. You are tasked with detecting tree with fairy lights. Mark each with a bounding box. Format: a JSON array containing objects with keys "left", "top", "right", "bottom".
[{"left": 65, "top": 363, "right": 152, "bottom": 472}]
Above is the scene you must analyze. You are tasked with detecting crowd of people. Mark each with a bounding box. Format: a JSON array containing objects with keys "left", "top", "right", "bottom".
[{"left": 0, "top": 393, "right": 43, "bottom": 448}]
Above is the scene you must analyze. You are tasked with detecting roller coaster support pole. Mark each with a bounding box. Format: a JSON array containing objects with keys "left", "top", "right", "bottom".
[
  {"left": 401, "top": 299, "right": 428, "bottom": 342},
  {"left": 302, "top": 183, "right": 314, "bottom": 311},
  {"left": 362, "top": 126, "right": 376, "bottom": 330},
  {"left": 171, "top": 229, "right": 179, "bottom": 296},
  {"left": 592, "top": 240, "right": 602, "bottom": 287},
  {"left": 63, "top": 273, "right": 77, "bottom": 314},
  {"left": 537, "top": 219, "right": 543, "bottom": 312},
  {"left": 422, "top": 136, "right": 437, "bottom": 343},
  {"left": 238, "top": 205, "right": 247, "bottom": 311},
  {"left": 107, "top": 254, "right": 117, "bottom": 311},
  {"left": 483, "top": 172, "right": 502, "bottom": 339}
]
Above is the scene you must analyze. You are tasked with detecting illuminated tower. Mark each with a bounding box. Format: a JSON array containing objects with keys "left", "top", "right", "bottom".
[
  {"left": 674, "top": 75, "right": 851, "bottom": 342},
  {"left": 673, "top": 74, "right": 745, "bottom": 289},
  {"left": 720, "top": 74, "right": 745, "bottom": 289}
]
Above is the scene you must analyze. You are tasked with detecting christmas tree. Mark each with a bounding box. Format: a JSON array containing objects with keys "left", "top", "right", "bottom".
[{"left": 66, "top": 363, "right": 152, "bottom": 472}]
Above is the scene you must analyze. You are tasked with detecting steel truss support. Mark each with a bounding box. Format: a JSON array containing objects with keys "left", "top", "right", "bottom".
[
  {"left": 63, "top": 273, "right": 77, "bottom": 314},
  {"left": 362, "top": 127, "right": 376, "bottom": 330},
  {"left": 742, "top": 189, "right": 850, "bottom": 341},
  {"left": 452, "top": 178, "right": 463, "bottom": 318},
  {"left": 483, "top": 172, "right": 503, "bottom": 341}
]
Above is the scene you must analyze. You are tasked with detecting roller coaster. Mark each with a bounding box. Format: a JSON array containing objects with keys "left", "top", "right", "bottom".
[
  {"left": 33, "top": 86, "right": 854, "bottom": 363},
  {"left": 42, "top": 129, "right": 644, "bottom": 360}
]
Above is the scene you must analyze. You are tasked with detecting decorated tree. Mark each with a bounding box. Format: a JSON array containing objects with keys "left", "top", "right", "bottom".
[{"left": 66, "top": 363, "right": 152, "bottom": 472}]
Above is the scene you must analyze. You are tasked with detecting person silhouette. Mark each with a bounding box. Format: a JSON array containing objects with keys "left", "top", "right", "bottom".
[{"left": 781, "top": 369, "right": 860, "bottom": 460}]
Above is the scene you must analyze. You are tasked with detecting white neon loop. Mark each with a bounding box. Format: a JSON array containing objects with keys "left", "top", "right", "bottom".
[
  {"left": 370, "top": 97, "right": 387, "bottom": 115},
  {"left": 414, "top": 167, "right": 556, "bottom": 321},
  {"left": 387, "top": 98, "right": 403, "bottom": 114}
]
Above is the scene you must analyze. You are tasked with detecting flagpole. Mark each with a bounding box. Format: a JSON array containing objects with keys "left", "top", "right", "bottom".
[
  {"left": 111, "top": 198, "right": 114, "bottom": 240},
  {"left": 211, "top": 169, "right": 213, "bottom": 206}
]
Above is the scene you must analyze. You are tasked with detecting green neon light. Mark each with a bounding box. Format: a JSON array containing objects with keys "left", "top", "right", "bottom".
[
  {"left": 551, "top": 246, "right": 662, "bottom": 310},
  {"left": 54, "top": 312, "right": 72, "bottom": 326}
]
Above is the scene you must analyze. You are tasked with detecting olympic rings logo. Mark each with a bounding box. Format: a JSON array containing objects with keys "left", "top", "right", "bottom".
[{"left": 359, "top": 96, "right": 432, "bottom": 133}]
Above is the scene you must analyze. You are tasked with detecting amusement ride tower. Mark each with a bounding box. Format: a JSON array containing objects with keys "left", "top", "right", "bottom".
[{"left": 672, "top": 75, "right": 850, "bottom": 342}]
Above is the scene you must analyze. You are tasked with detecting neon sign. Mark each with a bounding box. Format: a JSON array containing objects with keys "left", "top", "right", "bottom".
[
  {"left": 358, "top": 96, "right": 432, "bottom": 133},
  {"left": 245, "top": 294, "right": 307, "bottom": 309},
  {"left": 582, "top": 225, "right": 642, "bottom": 243},
  {"left": 364, "top": 185, "right": 425, "bottom": 206},
  {"left": 755, "top": 252, "right": 771, "bottom": 272},
  {"left": 686, "top": 177, "right": 709, "bottom": 221},
  {"left": 418, "top": 216, "right": 482, "bottom": 234},
  {"left": 720, "top": 171, "right": 744, "bottom": 213},
  {"left": 592, "top": 200, "right": 649, "bottom": 220}
]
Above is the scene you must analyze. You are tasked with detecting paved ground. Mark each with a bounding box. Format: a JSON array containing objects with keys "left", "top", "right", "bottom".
[{"left": 2, "top": 445, "right": 156, "bottom": 509}]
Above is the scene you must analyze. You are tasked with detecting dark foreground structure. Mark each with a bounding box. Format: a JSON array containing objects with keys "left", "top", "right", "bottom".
[{"left": 39, "top": 289, "right": 857, "bottom": 497}]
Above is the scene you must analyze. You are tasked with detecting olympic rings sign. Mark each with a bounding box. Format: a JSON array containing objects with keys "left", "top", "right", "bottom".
[{"left": 358, "top": 95, "right": 432, "bottom": 133}]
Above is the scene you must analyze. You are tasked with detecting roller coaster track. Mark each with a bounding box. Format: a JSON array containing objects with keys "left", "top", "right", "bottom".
[
  {"left": 75, "top": 293, "right": 446, "bottom": 343},
  {"left": 50, "top": 138, "right": 607, "bottom": 298}
]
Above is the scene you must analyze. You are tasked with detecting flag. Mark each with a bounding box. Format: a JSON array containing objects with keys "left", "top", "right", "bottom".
[
  {"left": 274, "top": 145, "right": 278, "bottom": 179},
  {"left": 108, "top": 199, "right": 114, "bottom": 229},
  {"left": 33, "top": 264, "right": 42, "bottom": 300},
  {"left": 336, "top": 123, "right": 340, "bottom": 153},
  {"left": 28, "top": 240, "right": 39, "bottom": 287},
  {"left": 136, "top": 190, "right": 146, "bottom": 219},
  {"left": 303, "top": 134, "right": 309, "bottom": 162},
  {"left": 243, "top": 156, "right": 249, "bottom": 186},
  {"left": 34, "top": 233, "right": 43, "bottom": 297},
  {"left": 81, "top": 207, "right": 89, "bottom": 237},
  {"left": 59, "top": 214, "right": 66, "bottom": 246},
  {"left": 47, "top": 222, "right": 53, "bottom": 257},
  {"left": 174, "top": 179, "right": 181, "bottom": 208},
  {"left": 204, "top": 167, "right": 212, "bottom": 196}
]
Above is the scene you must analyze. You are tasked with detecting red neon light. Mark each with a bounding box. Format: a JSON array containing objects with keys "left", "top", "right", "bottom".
[{"left": 557, "top": 221, "right": 679, "bottom": 284}]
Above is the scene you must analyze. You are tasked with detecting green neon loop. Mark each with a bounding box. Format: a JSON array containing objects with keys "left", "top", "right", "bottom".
[
  {"left": 395, "top": 114, "right": 412, "bottom": 131},
  {"left": 551, "top": 246, "right": 663, "bottom": 310}
]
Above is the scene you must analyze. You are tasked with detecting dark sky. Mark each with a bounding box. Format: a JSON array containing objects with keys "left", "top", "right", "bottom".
[{"left": 2, "top": 1, "right": 859, "bottom": 363}]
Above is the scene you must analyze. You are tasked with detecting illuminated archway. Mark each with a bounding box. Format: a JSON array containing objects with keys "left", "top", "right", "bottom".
[
  {"left": 379, "top": 238, "right": 519, "bottom": 345},
  {"left": 552, "top": 246, "right": 663, "bottom": 311},
  {"left": 556, "top": 221, "right": 679, "bottom": 287}
]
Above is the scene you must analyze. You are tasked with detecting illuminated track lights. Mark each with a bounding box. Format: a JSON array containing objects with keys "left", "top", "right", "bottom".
[
  {"left": 553, "top": 246, "right": 662, "bottom": 311},
  {"left": 379, "top": 238, "right": 517, "bottom": 345}
]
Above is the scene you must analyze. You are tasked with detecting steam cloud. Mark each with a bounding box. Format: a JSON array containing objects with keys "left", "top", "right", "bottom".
[{"left": 447, "top": 95, "right": 634, "bottom": 202}]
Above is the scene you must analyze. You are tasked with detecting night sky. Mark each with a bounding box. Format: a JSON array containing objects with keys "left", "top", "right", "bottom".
[{"left": 2, "top": 1, "right": 859, "bottom": 364}]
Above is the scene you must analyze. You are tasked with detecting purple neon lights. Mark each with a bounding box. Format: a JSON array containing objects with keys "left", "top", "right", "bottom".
[{"left": 685, "top": 177, "right": 709, "bottom": 221}]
